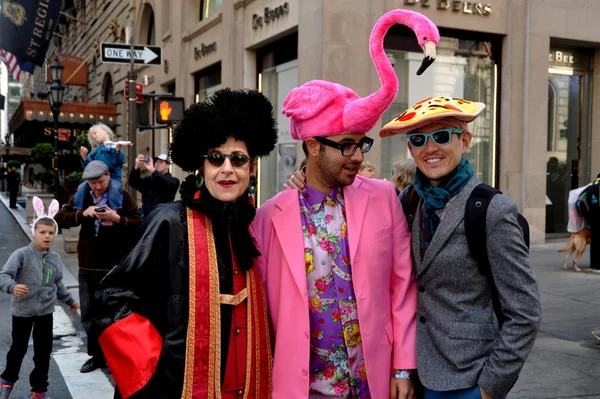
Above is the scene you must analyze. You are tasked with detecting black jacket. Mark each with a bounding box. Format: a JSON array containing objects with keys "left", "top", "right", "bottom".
[
  {"left": 99, "top": 202, "right": 195, "bottom": 398},
  {"left": 7, "top": 171, "right": 20, "bottom": 191},
  {"left": 128, "top": 168, "right": 180, "bottom": 217}
]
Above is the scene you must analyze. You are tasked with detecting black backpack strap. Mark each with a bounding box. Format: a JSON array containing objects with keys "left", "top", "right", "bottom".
[
  {"left": 401, "top": 185, "right": 421, "bottom": 231},
  {"left": 464, "top": 183, "right": 505, "bottom": 327}
]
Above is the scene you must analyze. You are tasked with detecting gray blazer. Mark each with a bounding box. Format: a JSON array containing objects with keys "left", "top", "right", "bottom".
[{"left": 412, "top": 177, "right": 542, "bottom": 399}]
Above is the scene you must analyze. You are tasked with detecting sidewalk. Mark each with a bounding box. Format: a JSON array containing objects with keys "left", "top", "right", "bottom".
[{"left": 0, "top": 191, "right": 80, "bottom": 303}]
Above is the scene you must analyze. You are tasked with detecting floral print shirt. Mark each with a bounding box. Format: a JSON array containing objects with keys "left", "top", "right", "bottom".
[{"left": 299, "top": 185, "right": 371, "bottom": 399}]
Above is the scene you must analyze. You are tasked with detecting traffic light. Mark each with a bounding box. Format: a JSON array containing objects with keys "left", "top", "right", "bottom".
[{"left": 155, "top": 96, "right": 185, "bottom": 124}]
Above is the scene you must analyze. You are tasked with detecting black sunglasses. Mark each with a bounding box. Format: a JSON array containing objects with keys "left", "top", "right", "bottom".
[
  {"left": 202, "top": 153, "right": 253, "bottom": 167},
  {"left": 315, "top": 137, "right": 374, "bottom": 157}
]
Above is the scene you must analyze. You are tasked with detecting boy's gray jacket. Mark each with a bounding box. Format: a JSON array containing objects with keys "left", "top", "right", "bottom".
[
  {"left": 412, "top": 177, "right": 542, "bottom": 399},
  {"left": 0, "top": 243, "right": 74, "bottom": 317}
]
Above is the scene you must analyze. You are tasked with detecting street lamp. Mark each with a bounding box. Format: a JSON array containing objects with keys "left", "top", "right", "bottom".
[{"left": 48, "top": 57, "right": 65, "bottom": 200}]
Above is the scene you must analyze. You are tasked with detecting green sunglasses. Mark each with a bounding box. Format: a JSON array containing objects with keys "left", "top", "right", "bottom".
[{"left": 407, "top": 128, "right": 464, "bottom": 149}]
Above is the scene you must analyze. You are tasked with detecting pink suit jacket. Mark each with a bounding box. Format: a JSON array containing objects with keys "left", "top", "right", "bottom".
[{"left": 250, "top": 175, "right": 416, "bottom": 399}]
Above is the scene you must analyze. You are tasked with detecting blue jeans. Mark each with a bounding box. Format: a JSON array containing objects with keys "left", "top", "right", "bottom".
[{"left": 425, "top": 386, "right": 483, "bottom": 399}]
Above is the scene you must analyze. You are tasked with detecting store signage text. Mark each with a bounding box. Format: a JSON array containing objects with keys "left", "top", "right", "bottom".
[
  {"left": 252, "top": 2, "right": 290, "bottom": 29},
  {"left": 548, "top": 50, "right": 575, "bottom": 66},
  {"left": 403, "top": 0, "right": 492, "bottom": 15},
  {"left": 44, "top": 128, "right": 88, "bottom": 137},
  {"left": 194, "top": 42, "right": 217, "bottom": 59}
]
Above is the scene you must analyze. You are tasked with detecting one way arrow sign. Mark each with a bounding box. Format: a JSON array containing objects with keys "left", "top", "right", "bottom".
[{"left": 101, "top": 42, "right": 163, "bottom": 66}]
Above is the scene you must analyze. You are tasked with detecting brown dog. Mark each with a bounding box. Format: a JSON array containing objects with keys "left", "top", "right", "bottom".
[{"left": 558, "top": 228, "right": 592, "bottom": 272}]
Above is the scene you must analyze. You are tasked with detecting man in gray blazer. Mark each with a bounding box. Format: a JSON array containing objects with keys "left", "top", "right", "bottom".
[{"left": 380, "top": 97, "right": 542, "bottom": 399}]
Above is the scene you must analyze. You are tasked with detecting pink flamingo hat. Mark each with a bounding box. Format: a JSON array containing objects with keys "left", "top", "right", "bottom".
[{"left": 282, "top": 9, "right": 440, "bottom": 140}]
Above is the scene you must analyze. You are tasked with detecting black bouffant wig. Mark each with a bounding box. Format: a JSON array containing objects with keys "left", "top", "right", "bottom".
[{"left": 170, "top": 88, "right": 278, "bottom": 172}]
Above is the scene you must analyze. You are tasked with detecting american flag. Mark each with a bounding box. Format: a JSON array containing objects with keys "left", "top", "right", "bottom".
[
  {"left": 482, "top": 42, "right": 493, "bottom": 60},
  {"left": 0, "top": 49, "right": 23, "bottom": 80}
]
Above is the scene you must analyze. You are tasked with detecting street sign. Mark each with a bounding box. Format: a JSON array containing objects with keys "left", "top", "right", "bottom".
[
  {"left": 155, "top": 97, "right": 185, "bottom": 124},
  {"left": 124, "top": 82, "right": 144, "bottom": 103},
  {"left": 101, "top": 42, "right": 162, "bottom": 65},
  {"left": 57, "top": 128, "right": 70, "bottom": 142}
]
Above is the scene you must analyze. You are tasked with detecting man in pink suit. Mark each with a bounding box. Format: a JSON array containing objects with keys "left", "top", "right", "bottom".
[{"left": 250, "top": 9, "right": 440, "bottom": 399}]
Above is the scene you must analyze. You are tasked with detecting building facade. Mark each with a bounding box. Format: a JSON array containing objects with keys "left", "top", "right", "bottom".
[{"left": 19, "top": 0, "right": 600, "bottom": 243}]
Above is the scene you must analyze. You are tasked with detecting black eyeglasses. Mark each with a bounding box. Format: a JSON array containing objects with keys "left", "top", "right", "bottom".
[
  {"left": 315, "top": 137, "right": 374, "bottom": 157},
  {"left": 202, "top": 153, "right": 253, "bottom": 167},
  {"left": 407, "top": 128, "right": 463, "bottom": 149}
]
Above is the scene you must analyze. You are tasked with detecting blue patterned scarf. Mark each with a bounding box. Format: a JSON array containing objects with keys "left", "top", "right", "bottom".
[{"left": 412, "top": 157, "right": 474, "bottom": 258}]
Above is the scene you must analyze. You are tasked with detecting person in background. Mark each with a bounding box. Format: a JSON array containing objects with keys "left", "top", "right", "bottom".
[
  {"left": 0, "top": 198, "right": 79, "bottom": 399},
  {"left": 75, "top": 123, "right": 125, "bottom": 210},
  {"left": 358, "top": 160, "right": 377, "bottom": 178},
  {"left": 6, "top": 165, "right": 20, "bottom": 209},
  {"left": 392, "top": 158, "right": 417, "bottom": 196},
  {"left": 128, "top": 153, "right": 180, "bottom": 217},
  {"left": 55, "top": 161, "right": 141, "bottom": 374}
]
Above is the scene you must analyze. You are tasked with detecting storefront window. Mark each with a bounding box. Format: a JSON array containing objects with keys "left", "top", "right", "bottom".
[
  {"left": 201, "top": 0, "right": 222, "bottom": 21},
  {"left": 382, "top": 37, "right": 498, "bottom": 186},
  {"left": 194, "top": 63, "right": 221, "bottom": 103},
  {"left": 256, "top": 33, "right": 298, "bottom": 205}
]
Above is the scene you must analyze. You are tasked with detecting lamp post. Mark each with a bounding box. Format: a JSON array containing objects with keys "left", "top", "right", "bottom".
[{"left": 48, "top": 58, "right": 65, "bottom": 200}]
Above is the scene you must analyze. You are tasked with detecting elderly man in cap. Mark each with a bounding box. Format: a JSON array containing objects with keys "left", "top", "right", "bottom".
[
  {"left": 55, "top": 161, "right": 142, "bottom": 373},
  {"left": 128, "top": 153, "right": 180, "bottom": 217}
]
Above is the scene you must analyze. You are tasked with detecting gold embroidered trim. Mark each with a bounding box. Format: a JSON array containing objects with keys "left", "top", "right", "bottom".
[
  {"left": 252, "top": 272, "right": 261, "bottom": 397},
  {"left": 181, "top": 208, "right": 196, "bottom": 399},
  {"left": 205, "top": 216, "right": 222, "bottom": 399},
  {"left": 219, "top": 288, "right": 248, "bottom": 306},
  {"left": 259, "top": 269, "right": 273, "bottom": 399},
  {"left": 242, "top": 272, "right": 253, "bottom": 399}
]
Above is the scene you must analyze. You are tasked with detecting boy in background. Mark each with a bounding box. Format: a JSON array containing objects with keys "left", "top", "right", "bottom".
[{"left": 0, "top": 198, "right": 79, "bottom": 399}]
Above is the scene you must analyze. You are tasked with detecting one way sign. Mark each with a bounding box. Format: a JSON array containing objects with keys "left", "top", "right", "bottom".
[{"left": 101, "top": 42, "right": 163, "bottom": 66}]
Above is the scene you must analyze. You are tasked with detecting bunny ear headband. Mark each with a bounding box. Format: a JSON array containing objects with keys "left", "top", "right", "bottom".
[{"left": 31, "top": 196, "right": 59, "bottom": 234}]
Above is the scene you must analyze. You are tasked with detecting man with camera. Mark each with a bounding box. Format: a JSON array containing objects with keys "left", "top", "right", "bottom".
[
  {"left": 55, "top": 161, "right": 142, "bottom": 373},
  {"left": 128, "top": 153, "right": 180, "bottom": 217}
]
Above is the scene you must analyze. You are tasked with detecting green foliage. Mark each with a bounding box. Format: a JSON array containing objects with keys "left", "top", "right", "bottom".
[
  {"left": 30, "top": 143, "right": 55, "bottom": 169},
  {"left": 30, "top": 172, "right": 42, "bottom": 183},
  {"left": 41, "top": 171, "right": 55, "bottom": 185},
  {"left": 7, "top": 160, "right": 21, "bottom": 169},
  {"left": 73, "top": 134, "right": 90, "bottom": 153},
  {"left": 66, "top": 171, "right": 83, "bottom": 186}
]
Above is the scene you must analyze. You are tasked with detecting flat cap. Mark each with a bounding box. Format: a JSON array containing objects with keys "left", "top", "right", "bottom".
[{"left": 82, "top": 160, "right": 109, "bottom": 180}]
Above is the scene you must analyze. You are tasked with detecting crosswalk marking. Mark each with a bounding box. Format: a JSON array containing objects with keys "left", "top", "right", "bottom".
[{"left": 52, "top": 306, "right": 114, "bottom": 398}]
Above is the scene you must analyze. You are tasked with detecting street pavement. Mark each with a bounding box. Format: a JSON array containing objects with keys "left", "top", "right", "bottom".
[
  {"left": 512, "top": 242, "right": 600, "bottom": 398},
  {"left": 1, "top": 191, "right": 600, "bottom": 398}
]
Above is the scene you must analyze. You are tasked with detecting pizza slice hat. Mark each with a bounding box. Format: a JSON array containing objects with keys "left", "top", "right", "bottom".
[{"left": 379, "top": 96, "right": 486, "bottom": 137}]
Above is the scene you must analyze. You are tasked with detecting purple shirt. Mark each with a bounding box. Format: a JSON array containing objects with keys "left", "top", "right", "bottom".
[{"left": 299, "top": 185, "right": 371, "bottom": 398}]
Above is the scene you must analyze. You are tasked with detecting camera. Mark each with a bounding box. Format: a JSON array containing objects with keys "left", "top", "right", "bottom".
[{"left": 143, "top": 155, "right": 149, "bottom": 162}]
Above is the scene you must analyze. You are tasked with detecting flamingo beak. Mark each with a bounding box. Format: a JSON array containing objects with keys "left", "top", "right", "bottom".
[{"left": 417, "top": 41, "right": 437, "bottom": 76}]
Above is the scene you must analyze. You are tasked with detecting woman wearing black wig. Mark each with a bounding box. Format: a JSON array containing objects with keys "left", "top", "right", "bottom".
[{"left": 97, "top": 89, "right": 278, "bottom": 399}]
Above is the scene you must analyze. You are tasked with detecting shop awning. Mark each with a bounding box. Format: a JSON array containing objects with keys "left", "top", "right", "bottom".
[{"left": 9, "top": 100, "right": 118, "bottom": 148}]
